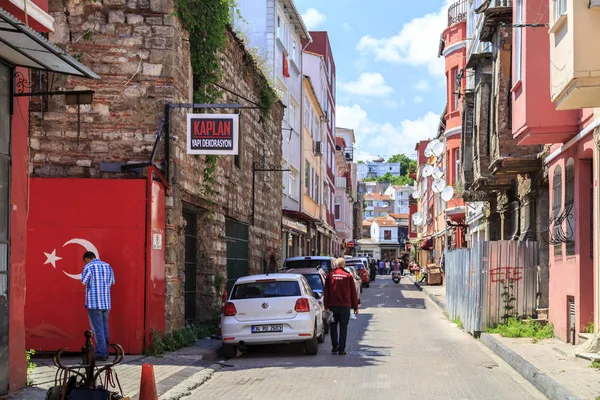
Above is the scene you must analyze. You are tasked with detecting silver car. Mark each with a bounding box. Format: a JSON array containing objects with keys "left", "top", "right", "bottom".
[{"left": 344, "top": 266, "right": 362, "bottom": 304}]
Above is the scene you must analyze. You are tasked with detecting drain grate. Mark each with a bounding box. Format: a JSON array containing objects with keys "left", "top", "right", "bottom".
[{"left": 349, "top": 350, "right": 391, "bottom": 357}]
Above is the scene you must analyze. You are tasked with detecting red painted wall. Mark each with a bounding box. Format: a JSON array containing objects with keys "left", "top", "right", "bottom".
[
  {"left": 548, "top": 138, "right": 595, "bottom": 343},
  {"left": 8, "top": 68, "right": 29, "bottom": 392},
  {"left": 25, "top": 178, "right": 156, "bottom": 354},
  {"left": 442, "top": 21, "right": 466, "bottom": 131},
  {"left": 512, "top": 0, "right": 578, "bottom": 145}
]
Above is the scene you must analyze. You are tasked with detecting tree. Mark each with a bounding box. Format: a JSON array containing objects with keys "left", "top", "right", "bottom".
[
  {"left": 357, "top": 160, "right": 365, "bottom": 164},
  {"left": 387, "top": 154, "right": 417, "bottom": 176}
]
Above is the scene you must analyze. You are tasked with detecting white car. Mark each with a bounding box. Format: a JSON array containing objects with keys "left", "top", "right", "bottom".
[{"left": 221, "top": 274, "right": 326, "bottom": 358}]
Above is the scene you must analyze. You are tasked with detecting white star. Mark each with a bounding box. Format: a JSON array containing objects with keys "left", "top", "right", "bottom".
[{"left": 43, "top": 249, "right": 62, "bottom": 268}]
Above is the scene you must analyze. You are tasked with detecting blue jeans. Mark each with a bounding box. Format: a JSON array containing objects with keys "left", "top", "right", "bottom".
[{"left": 88, "top": 309, "right": 110, "bottom": 357}]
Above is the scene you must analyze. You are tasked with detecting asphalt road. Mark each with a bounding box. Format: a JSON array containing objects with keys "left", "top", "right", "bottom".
[{"left": 188, "top": 275, "right": 547, "bottom": 400}]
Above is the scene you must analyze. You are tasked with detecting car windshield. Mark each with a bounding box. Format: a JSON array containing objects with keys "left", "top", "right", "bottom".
[
  {"left": 347, "top": 263, "right": 363, "bottom": 270},
  {"left": 231, "top": 280, "right": 301, "bottom": 299},
  {"left": 283, "top": 259, "right": 331, "bottom": 272},
  {"left": 303, "top": 274, "right": 324, "bottom": 292}
]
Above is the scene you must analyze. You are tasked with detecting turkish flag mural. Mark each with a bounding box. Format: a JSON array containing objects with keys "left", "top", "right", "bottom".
[{"left": 25, "top": 177, "right": 165, "bottom": 354}]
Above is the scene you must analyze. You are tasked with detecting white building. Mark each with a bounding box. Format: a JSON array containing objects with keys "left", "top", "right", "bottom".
[
  {"left": 333, "top": 129, "right": 356, "bottom": 246},
  {"left": 384, "top": 185, "right": 412, "bottom": 215},
  {"left": 231, "top": 0, "right": 311, "bottom": 213},
  {"left": 357, "top": 160, "right": 402, "bottom": 181},
  {"left": 357, "top": 216, "right": 402, "bottom": 260}
]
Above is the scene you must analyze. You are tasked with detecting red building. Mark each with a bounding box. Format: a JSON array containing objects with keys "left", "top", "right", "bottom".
[
  {"left": 304, "top": 32, "right": 337, "bottom": 231},
  {"left": 0, "top": 1, "right": 99, "bottom": 394}
]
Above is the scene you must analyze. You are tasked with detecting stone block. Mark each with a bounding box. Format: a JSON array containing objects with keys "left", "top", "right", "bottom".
[
  {"left": 152, "top": 25, "right": 174, "bottom": 37},
  {"left": 122, "top": 37, "right": 144, "bottom": 47},
  {"left": 67, "top": 166, "right": 86, "bottom": 176},
  {"left": 33, "top": 153, "right": 47, "bottom": 162},
  {"left": 76, "top": 159, "right": 92, "bottom": 167},
  {"left": 145, "top": 37, "right": 167, "bottom": 49},
  {"left": 108, "top": 10, "right": 126, "bottom": 24},
  {"left": 145, "top": 16, "right": 163, "bottom": 25},
  {"left": 126, "top": 13, "right": 144, "bottom": 25},
  {"left": 133, "top": 25, "right": 151, "bottom": 36},
  {"left": 150, "top": 0, "right": 172, "bottom": 13}
]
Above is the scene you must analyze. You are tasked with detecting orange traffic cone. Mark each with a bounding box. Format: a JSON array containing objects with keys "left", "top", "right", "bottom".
[{"left": 138, "top": 363, "right": 158, "bottom": 400}]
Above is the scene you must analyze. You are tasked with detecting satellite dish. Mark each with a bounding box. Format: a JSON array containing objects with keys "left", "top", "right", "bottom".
[
  {"left": 432, "top": 167, "right": 444, "bottom": 179},
  {"left": 432, "top": 141, "right": 445, "bottom": 157},
  {"left": 441, "top": 185, "right": 455, "bottom": 202},
  {"left": 432, "top": 178, "right": 447, "bottom": 193},
  {"left": 422, "top": 165, "right": 434, "bottom": 177},
  {"left": 427, "top": 155, "right": 438, "bottom": 165},
  {"left": 412, "top": 190, "right": 421, "bottom": 199},
  {"left": 423, "top": 141, "right": 434, "bottom": 157}
]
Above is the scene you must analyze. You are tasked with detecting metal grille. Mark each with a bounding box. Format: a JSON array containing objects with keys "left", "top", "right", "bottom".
[
  {"left": 225, "top": 219, "right": 249, "bottom": 294},
  {"left": 446, "top": 241, "right": 538, "bottom": 334},
  {"left": 552, "top": 166, "right": 562, "bottom": 256},
  {"left": 565, "top": 159, "right": 575, "bottom": 255},
  {"left": 183, "top": 210, "right": 197, "bottom": 323}
]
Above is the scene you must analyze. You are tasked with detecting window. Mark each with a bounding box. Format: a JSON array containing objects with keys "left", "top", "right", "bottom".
[
  {"left": 515, "top": 0, "right": 523, "bottom": 82},
  {"left": 304, "top": 96, "right": 311, "bottom": 131},
  {"left": 289, "top": 97, "right": 299, "bottom": 133},
  {"left": 565, "top": 159, "right": 575, "bottom": 256},
  {"left": 454, "top": 148, "right": 460, "bottom": 186},
  {"left": 314, "top": 172, "right": 319, "bottom": 203},
  {"left": 384, "top": 230, "right": 392, "bottom": 240},
  {"left": 556, "top": 0, "right": 567, "bottom": 20},
  {"left": 304, "top": 160, "right": 310, "bottom": 195},
  {"left": 552, "top": 165, "right": 562, "bottom": 257},
  {"left": 277, "top": 14, "right": 281, "bottom": 39},
  {"left": 451, "top": 67, "right": 459, "bottom": 111},
  {"left": 291, "top": 39, "right": 297, "bottom": 63},
  {"left": 290, "top": 169, "right": 298, "bottom": 200},
  {"left": 323, "top": 183, "right": 329, "bottom": 208}
]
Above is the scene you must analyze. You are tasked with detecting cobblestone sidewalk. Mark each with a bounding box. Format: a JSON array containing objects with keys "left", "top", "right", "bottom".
[{"left": 7, "top": 338, "right": 223, "bottom": 400}]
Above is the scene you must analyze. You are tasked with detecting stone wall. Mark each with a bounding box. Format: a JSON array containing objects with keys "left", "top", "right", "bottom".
[{"left": 33, "top": 0, "right": 283, "bottom": 332}]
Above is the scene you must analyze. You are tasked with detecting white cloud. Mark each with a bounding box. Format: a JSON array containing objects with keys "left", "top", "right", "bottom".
[
  {"left": 342, "top": 22, "right": 352, "bottom": 31},
  {"left": 301, "top": 8, "right": 327, "bottom": 30},
  {"left": 413, "top": 96, "right": 424, "bottom": 104},
  {"left": 355, "top": 0, "right": 453, "bottom": 77},
  {"left": 338, "top": 72, "right": 394, "bottom": 97},
  {"left": 413, "top": 80, "right": 431, "bottom": 92},
  {"left": 337, "top": 104, "right": 440, "bottom": 160}
]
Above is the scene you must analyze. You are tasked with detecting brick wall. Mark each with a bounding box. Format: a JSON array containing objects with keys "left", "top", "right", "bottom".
[{"left": 34, "top": 0, "right": 283, "bottom": 332}]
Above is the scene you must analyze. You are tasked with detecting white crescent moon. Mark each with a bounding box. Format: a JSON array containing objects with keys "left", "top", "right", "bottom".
[{"left": 62, "top": 238, "right": 100, "bottom": 280}]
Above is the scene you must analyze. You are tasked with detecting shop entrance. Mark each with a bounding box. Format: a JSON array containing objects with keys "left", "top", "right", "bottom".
[{"left": 225, "top": 219, "right": 249, "bottom": 293}]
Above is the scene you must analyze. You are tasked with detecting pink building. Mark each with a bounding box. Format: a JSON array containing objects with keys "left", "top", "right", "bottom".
[{"left": 515, "top": 0, "right": 598, "bottom": 344}]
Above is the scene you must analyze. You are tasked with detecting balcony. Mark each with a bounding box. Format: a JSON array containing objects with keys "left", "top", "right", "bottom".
[
  {"left": 478, "top": 0, "right": 513, "bottom": 42},
  {"left": 549, "top": 0, "right": 600, "bottom": 110},
  {"left": 335, "top": 176, "right": 347, "bottom": 189},
  {"left": 448, "top": 0, "right": 468, "bottom": 26}
]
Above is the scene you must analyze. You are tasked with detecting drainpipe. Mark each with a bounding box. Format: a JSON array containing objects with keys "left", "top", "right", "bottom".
[{"left": 594, "top": 125, "right": 600, "bottom": 335}]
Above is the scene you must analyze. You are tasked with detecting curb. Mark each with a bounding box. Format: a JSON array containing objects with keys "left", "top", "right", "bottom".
[
  {"left": 480, "top": 333, "right": 581, "bottom": 400},
  {"left": 409, "top": 277, "right": 447, "bottom": 312}
]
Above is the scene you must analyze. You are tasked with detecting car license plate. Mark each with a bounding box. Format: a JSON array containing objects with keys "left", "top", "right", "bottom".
[{"left": 251, "top": 324, "right": 283, "bottom": 333}]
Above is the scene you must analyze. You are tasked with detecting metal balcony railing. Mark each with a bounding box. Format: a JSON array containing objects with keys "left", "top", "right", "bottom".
[
  {"left": 335, "top": 176, "right": 347, "bottom": 188},
  {"left": 448, "top": 0, "right": 467, "bottom": 26}
]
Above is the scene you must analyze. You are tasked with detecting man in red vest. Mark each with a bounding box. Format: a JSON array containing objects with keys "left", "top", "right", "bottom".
[{"left": 324, "top": 258, "right": 359, "bottom": 355}]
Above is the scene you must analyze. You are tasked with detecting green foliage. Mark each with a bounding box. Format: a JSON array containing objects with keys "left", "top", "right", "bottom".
[
  {"left": 214, "top": 271, "right": 226, "bottom": 295},
  {"left": 26, "top": 349, "right": 36, "bottom": 386},
  {"left": 357, "top": 160, "right": 365, "bottom": 164},
  {"left": 202, "top": 154, "right": 219, "bottom": 197},
  {"left": 259, "top": 83, "right": 278, "bottom": 121},
  {"left": 592, "top": 360, "right": 600, "bottom": 370},
  {"left": 487, "top": 318, "right": 554, "bottom": 340},
  {"left": 376, "top": 172, "right": 413, "bottom": 186},
  {"left": 452, "top": 317, "right": 463, "bottom": 330},
  {"left": 145, "top": 321, "right": 219, "bottom": 356},
  {"left": 583, "top": 321, "right": 595, "bottom": 334}
]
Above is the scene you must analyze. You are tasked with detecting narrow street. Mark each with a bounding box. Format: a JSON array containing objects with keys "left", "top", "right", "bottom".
[{"left": 190, "top": 276, "right": 546, "bottom": 400}]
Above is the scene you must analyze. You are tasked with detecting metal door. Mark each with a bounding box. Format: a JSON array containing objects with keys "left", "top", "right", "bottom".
[
  {"left": 225, "top": 219, "right": 249, "bottom": 294},
  {"left": 568, "top": 297, "right": 576, "bottom": 345},
  {"left": 0, "top": 63, "right": 11, "bottom": 395},
  {"left": 183, "top": 210, "right": 197, "bottom": 323}
]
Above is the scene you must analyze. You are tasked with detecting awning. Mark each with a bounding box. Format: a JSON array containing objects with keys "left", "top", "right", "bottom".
[
  {"left": 0, "top": 8, "right": 99, "bottom": 79},
  {"left": 420, "top": 237, "right": 433, "bottom": 250}
]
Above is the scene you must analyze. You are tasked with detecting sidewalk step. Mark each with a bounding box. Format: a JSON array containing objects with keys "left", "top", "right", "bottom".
[{"left": 575, "top": 352, "right": 600, "bottom": 362}]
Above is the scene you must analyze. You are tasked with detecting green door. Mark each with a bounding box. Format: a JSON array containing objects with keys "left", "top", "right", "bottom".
[{"left": 225, "top": 219, "right": 249, "bottom": 294}]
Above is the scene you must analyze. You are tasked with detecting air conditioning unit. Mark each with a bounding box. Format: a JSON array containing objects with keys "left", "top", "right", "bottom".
[
  {"left": 314, "top": 141, "right": 323, "bottom": 155},
  {"left": 321, "top": 110, "right": 329, "bottom": 122}
]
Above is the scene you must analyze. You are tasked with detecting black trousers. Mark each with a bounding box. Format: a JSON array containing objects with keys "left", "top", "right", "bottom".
[{"left": 329, "top": 305, "right": 351, "bottom": 351}]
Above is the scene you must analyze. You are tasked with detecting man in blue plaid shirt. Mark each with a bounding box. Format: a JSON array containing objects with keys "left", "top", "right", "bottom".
[{"left": 81, "top": 251, "right": 115, "bottom": 361}]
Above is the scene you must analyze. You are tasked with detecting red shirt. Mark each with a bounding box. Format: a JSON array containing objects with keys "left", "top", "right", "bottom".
[{"left": 324, "top": 267, "right": 359, "bottom": 310}]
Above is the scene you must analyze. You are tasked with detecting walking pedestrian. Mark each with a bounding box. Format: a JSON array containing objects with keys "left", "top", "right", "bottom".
[
  {"left": 378, "top": 259, "right": 384, "bottom": 275},
  {"left": 399, "top": 259, "right": 405, "bottom": 276},
  {"left": 324, "top": 257, "right": 359, "bottom": 355},
  {"left": 81, "top": 251, "right": 115, "bottom": 361}
]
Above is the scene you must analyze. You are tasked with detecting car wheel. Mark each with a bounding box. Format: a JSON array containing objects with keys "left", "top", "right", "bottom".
[
  {"left": 305, "top": 324, "right": 319, "bottom": 355},
  {"left": 221, "top": 344, "right": 237, "bottom": 359}
]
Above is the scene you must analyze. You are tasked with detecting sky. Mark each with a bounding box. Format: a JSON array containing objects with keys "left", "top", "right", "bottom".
[{"left": 295, "top": 0, "right": 454, "bottom": 162}]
